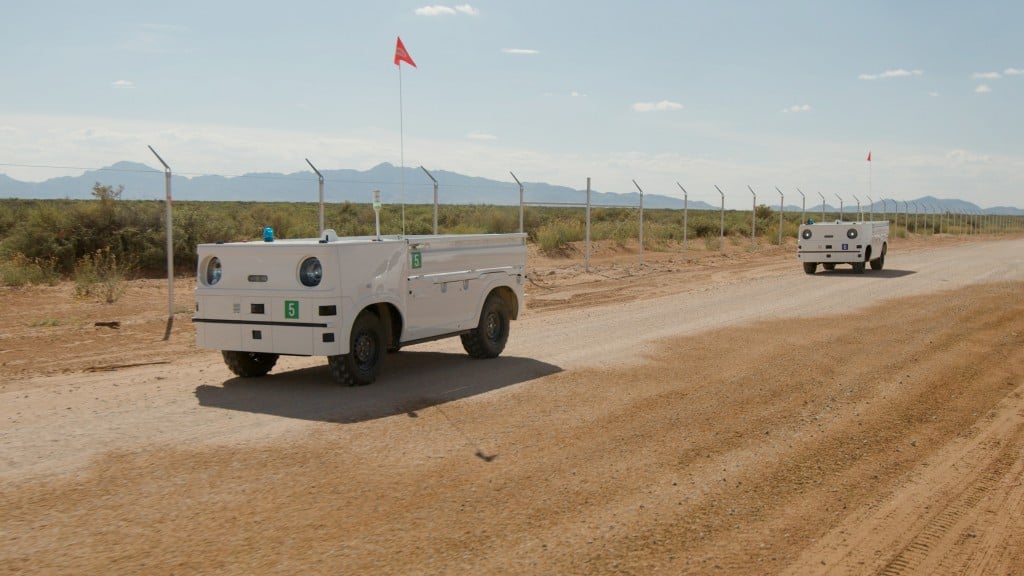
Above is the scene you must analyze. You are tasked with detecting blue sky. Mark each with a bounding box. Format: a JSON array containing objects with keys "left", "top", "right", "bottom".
[{"left": 1, "top": 1, "right": 1022, "bottom": 209}]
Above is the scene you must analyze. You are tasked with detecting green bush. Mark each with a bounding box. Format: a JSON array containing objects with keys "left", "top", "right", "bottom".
[
  {"left": 74, "top": 247, "right": 135, "bottom": 303},
  {"left": 536, "top": 219, "right": 584, "bottom": 254},
  {"left": 0, "top": 253, "right": 61, "bottom": 287},
  {"left": 690, "top": 217, "right": 720, "bottom": 238},
  {"left": 4, "top": 193, "right": 1021, "bottom": 276}
]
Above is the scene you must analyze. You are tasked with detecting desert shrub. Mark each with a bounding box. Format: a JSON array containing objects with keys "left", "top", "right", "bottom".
[
  {"left": 482, "top": 206, "right": 519, "bottom": 234},
  {"left": 690, "top": 217, "right": 719, "bottom": 238},
  {"left": 74, "top": 247, "right": 135, "bottom": 303},
  {"left": 645, "top": 218, "right": 685, "bottom": 242},
  {"left": 754, "top": 204, "right": 775, "bottom": 232},
  {"left": 0, "top": 253, "right": 61, "bottom": 287},
  {"left": 767, "top": 221, "right": 801, "bottom": 245},
  {"left": 536, "top": 219, "right": 584, "bottom": 254},
  {"left": 591, "top": 218, "right": 638, "bottom": 245},
  {"left": 3, "top": 201, "right": 80, "bottom": 272},
  {"left": 445, "top": 222, "right": 490, "bottom": 234}
]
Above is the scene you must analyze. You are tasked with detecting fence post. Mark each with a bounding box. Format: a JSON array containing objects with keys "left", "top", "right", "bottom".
[
  {"left": 676, "top": 183, "right": 688, "bottom": 256},
  {"left": 585, "top": 178, "right": 592, "bottom": 272},
  {"left": 747, "top": 185, "right": 757, "bottom": 248},
  {"left": 419, "top": 166, "right": 439, "bottom": 234},
  {"left": 715, "top": 185, "right": 725, "bottom": 254},
  {"left": 775, "top": 186, "right": 784, "bottom": 246},
  {"left": 633, "top": 180, "right": 644, "bottom": 265},
  {"left": 148, "top": 145, "right": 174, "bottom": 339},
  {"left": 305, "top": 159, "right": 325, "bottom": 236},
  {"left": 510, "top": 171, "right": 524, "bottom": 234}
]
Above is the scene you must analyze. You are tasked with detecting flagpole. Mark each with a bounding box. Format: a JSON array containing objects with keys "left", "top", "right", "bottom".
[
  {"left": 393, "top": 36, "right": 415, "bottom": 235},
  {"left": 399, "top": 63, "right": 406, "bottom": 235}
]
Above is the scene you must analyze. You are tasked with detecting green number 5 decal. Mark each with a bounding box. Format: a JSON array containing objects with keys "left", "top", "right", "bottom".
[{"left": 285, "top": 300, "right": 299, "bottom": 319}]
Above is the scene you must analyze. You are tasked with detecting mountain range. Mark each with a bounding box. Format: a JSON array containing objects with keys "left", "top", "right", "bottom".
[{"left": 2, "top": 161, "right": 1021, "bottom": 215}]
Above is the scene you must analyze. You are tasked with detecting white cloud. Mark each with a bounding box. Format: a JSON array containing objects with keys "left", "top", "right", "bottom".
[
  {"left": 415, "top": 5, "right": 455, "bottom": 15},
  {"left": 973, "top": 71, "right": 1001, "bottom": 79},
  {"left": 415, "top": 4, "right": 478, "bottom": 16},
  {"left": 928, "top": 91, "right": 939, "bottom": 97},
  {"left": 632, "top": 100, "right": 683, "bottom": 112},
  {"left": 783, "top": 104, "right": 811, "bottom": 113},
  {"left": 945, "top": 149, "right": 992, "bottom": 165},
  {"left": 858, "top": 68, "right": 924, "bottom": 80},
  {"left": 502, "top": 48, "right": 539, "bottom": 55},
  {"left": 570, "top": 91, "right": 587, "bottom": 97},
  {"left": 975, "top": 84, "right": 992, "bottom": 93},
  {"left": 466, "top": 132, "right": 497, "bottom": 141},
  {"left": 1005, "top": 67, "right": 1024, "bottom": 76},
  {"left": 112, "top": 80, "right": 135, "bottom": 89}
]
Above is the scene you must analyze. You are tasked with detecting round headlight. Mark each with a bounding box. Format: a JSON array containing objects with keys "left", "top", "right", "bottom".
[
  {"left": 847, "top": 228, "right": 858, "bottom": 239},
  {"left": 801, "top": 228, "right": 812, "bottom": 240},
  {"left": 205, "top": 257, "right": 222, "bottom": 286},
  {"left": 299, "top": 257, "right": 322, "bottom": 287}
]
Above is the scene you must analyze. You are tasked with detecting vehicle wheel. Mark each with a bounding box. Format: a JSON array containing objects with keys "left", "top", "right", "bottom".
[
  {"left": 852, "top": 261, "right": 866, "bottom": 274},
  {"left": 222, "top": 351, "right": 279, "bottom": 377},
  {"left": 822, "top": 263, "right": 836, "bottom": 271},
  {"left": 329, "top": 311, "right": 383, "bottom": 386},
  {"left": 802, "top": 262, "right": 818, "bottom": 275},
  {"left": 461, "top": 293, "right": 510, "bottom": 359},
  {"left": 871, "top": 243, "right": 887, "bottom": 270}
]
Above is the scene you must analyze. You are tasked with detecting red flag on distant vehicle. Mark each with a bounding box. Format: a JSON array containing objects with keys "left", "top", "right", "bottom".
[
  {"left": 394, "top": 36, "right": 416, "bottom": 68},
  {"left": 867, "top": 151, "right": 872, "bottom": 161}
]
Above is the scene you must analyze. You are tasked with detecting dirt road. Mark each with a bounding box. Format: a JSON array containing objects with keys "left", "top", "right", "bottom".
[{"left": 2, "top": 236, "right": 1023, "bottom": 574}]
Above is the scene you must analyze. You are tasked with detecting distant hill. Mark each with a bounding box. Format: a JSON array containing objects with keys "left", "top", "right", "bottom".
[
  {"left": 0, "top": 161, "right": 716, "bottom": 210},
  {"left": 1, "top": 162, "right": 1021, "bottom": 215}
]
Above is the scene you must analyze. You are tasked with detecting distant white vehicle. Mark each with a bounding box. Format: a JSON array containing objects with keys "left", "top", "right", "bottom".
[
  {"left": 193, "top": 230, "right": 526, "bottom": 385},
  {"left": 797, "top": 220, "right": 889, "bottom": 274}
]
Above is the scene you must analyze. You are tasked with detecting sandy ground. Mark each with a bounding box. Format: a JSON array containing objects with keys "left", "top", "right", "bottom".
[{"left": 2, "top": 233, "right": 1023, "bottom": 575}]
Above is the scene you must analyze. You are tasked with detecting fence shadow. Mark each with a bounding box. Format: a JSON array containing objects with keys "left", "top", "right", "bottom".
[{"left": 194, "top": 351, "right": 562, "bottom": 424}]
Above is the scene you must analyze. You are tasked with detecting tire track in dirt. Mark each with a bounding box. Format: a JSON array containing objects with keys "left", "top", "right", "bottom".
[
  {"left": 2, "top": 238, "right": 1023, "bottom": 575},
  {"left": 783, "top": 380, "right": 1024, "bottom": 576},
  {"left": 876, "top": 441, "right": 1020, "bottom": 576},
  {"left": 3, "top": 281, "right": 1022, "bottom": 575}
]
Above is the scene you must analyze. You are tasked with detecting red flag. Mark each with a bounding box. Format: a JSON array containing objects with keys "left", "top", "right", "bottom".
[
  {"left": 394, "top": 36, "right": 416, "bottom": 68},
  {"left": 867, "top": 151, "right": 872, "bottom": 162}
]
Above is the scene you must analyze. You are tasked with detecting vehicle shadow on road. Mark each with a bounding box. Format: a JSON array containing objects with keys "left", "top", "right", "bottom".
[
  {"left": 815, "top": 269, "right": 917, "bottom": 278},
  {"left": 194, "top": 352, "right": 562, "bottom": 423}
]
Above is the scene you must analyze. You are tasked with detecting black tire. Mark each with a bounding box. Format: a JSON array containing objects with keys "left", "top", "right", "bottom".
[
  {"left": 328, "top": 311, "right": 383, "bottom": 386},
  {"left": 852, "top": 261, "right": 866, "bottom": 274},
  {"left": 461, "top": 293, "right": 510, "bottom": 359},
  {"left": 222, "top": 351, "right": 279, "bottom": 378},
  {"left": 871, "top": 243, "right": 887, "bottom": 271},
  {"left": 822, "top": 263, "right": 836, "bottom": 271},
  {"left": 802, "top": 262, "right": 818, "bottom": 275}
]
